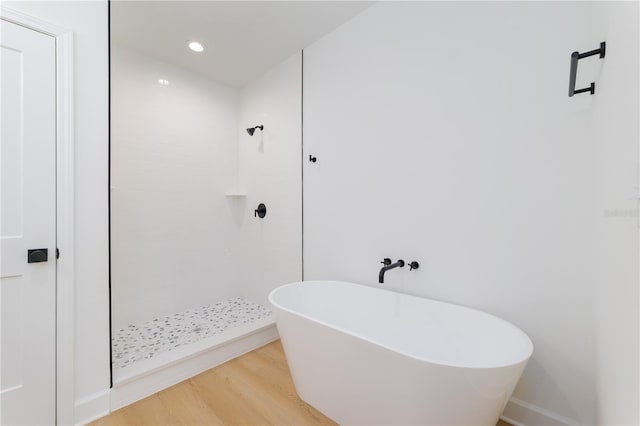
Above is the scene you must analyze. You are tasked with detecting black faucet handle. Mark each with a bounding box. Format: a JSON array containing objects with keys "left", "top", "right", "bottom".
[
  {"left": 254, "top": 203, "right": 267, "bottom": 218},
  {"left": 408, "top": 261, "right": 419, "bottom": 271},
  {"left": 380, "top": 258, "right": 392, "bottom": 266}
]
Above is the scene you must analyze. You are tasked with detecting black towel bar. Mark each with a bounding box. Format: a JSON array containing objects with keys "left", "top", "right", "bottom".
[{"left": 568, "top": 42, "right": 605, "bottom": 97}]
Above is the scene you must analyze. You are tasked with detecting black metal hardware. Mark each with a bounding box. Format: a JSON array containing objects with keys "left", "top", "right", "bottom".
[
  {"left": 408, "top": 261, "right": 419, "bottom": 271},
  {"left": 246, "top": 125, "right": 264, "bottom": 136},
  {"left": 254, "top": 203, "right": 267, "bottom": 218},
  {"left": 380, "top": 258, "right": 392, "bottom": 266},
  {"left": 56, "top": 248, "right": 60, "bottom": 259},
  {"left": 378, "top": 259, "right": 404, "bottom": 284},
  {"left": 568, "top": 42, "right": 605, "bottom": 97},
  {"left": 28, "top": 249, "right": 48, "bottom": 263},
  {"left": 309, "top": 155, "right": 317, "bottom": 163}
]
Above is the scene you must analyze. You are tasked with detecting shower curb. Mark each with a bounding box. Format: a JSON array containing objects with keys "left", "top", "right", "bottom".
[{"left": 108, "top": 322, "right": 279, "bottom": 413}]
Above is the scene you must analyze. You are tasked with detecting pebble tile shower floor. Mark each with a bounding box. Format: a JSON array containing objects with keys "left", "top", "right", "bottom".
[{"left": 112, "top": 298, "right": 272, "bottom": 370}]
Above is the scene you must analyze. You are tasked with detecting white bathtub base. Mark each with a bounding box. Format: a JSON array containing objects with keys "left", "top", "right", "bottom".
[{"left": 109, "top": 322, "right": 278, "bottom": 412}]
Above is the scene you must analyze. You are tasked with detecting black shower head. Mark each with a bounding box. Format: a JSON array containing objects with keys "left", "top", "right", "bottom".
[{"left": 246, "top": 125, "right": 264, "bottom": 136}]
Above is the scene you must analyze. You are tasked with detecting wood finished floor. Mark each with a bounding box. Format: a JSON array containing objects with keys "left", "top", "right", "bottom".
[{"left": 92, "top": 340, "right": 512, "bottom": 426}]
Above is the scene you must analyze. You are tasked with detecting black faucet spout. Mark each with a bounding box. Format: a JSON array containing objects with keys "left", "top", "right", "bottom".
[{"left": 378, "top": 259, "right": 405, "bottom": 283}]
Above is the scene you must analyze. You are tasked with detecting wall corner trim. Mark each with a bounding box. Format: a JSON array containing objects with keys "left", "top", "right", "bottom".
[{"left": 502, "top": 397, "right": 578, "bottom": 426}]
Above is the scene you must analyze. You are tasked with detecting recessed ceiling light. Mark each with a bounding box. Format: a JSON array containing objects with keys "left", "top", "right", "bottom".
[
  {"left": 158, "top": 79, "right": 169, "bottom": 86},
  {"left": 188, "top": 41, "right": 205, "bottom": 53}
]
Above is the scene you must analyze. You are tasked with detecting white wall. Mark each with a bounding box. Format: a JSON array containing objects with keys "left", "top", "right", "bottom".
[
  {"left": 303, "top": 2, "right": 624, "bottom": 424},
  {"left": 592, "top": 2, "right": 639, "bottom": 425},
  {"left": 110, "top": 46, "right": 241, "bottom": 328},
  {"left": 236, "top": 52, "right": 303, "bottom": 306},
  {"left": 3, "top": 0, "right": 111, "bottom": 421}
]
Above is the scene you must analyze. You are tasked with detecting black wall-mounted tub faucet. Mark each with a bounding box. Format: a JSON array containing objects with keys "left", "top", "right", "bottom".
[{"left": 379, "top": 259, "right": 404, "bottom": 284}]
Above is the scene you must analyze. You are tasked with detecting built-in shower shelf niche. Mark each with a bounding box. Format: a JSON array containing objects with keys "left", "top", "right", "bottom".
[{"left": 224, "top": 189, "right": 247, "bottom": 197}]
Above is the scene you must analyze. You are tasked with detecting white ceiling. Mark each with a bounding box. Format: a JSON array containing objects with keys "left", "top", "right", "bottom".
[{"left": 111, "top": 1, "right": 373, "bottom": 87}]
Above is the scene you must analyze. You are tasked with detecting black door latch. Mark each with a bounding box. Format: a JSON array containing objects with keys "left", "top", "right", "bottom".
[{"left": 28, "top": 249, "right": 48, "bottom": 263}]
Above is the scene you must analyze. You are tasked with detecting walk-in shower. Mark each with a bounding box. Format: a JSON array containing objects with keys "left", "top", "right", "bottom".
[
  {"left": 108, "top": 1, "right": 310, "bottom": 389},
  {"left": 108, "top": 31, "right": 296, "bottom": 380}
]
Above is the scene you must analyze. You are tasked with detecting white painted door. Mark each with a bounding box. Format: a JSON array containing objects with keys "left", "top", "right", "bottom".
[{"left": 1, "top": 20, "right": 57, "bottom": 425}]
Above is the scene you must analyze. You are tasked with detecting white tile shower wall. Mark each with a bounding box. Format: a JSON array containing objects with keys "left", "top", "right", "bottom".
[
  {"left": 236, "top": 52, "right": 303, "bottom": 306},
  {"left": 111, "top": 46, "right": 241, "bottom": 329},
  {"left": 592, "top": 2, "right": 639, "bottom": 424},
  {"left": 303, "top": 2, "right": 606, "bottom": 424},
  {"left": 4, "top": 0, "right": 111, "bottom": 413}
]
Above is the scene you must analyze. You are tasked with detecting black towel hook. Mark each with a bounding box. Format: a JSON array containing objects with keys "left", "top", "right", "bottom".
[{"left": 568, "top": 41, "right": 605, "bottom": 97}]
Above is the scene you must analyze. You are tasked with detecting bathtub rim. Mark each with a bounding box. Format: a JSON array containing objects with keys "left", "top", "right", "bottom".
[{"left": 269, "top": 280, "right": 533, "bottom": 370}]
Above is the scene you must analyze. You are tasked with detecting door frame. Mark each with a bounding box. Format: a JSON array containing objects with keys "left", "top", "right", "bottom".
[{"left": 1, "top": 7, "right": 75, "bottom": 425}]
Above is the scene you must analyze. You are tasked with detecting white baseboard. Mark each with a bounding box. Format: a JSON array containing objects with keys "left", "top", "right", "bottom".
[
  {"left": 501, "top": 397, "right": 577, "bottom": 426},
  {"left": 74, "top": 389, "right": 110, "bottom": 426},
  {"left": 109, "top": 323, "right": 279, "bottom": 411}
]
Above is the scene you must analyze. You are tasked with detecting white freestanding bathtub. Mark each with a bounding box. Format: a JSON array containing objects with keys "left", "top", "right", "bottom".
[{"left": 269, "top": 281, "right": 533, "bottom": 426}]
